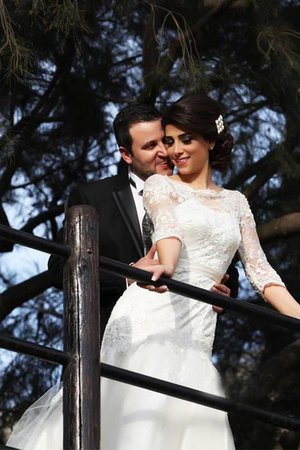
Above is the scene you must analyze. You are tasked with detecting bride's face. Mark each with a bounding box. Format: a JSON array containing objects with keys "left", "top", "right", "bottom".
[{"left": 164, "top": 124, "right": 212, "bottom": 175}]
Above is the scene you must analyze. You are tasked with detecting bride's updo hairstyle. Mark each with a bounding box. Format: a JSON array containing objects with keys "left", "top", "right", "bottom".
[{"left": 162, "top": 91, "right": 234, "bottom": 172}]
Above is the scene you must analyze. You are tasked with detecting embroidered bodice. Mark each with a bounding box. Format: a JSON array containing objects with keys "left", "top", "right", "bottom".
[{"left": 143, "top": 174, "right": 284, "bottom": 294}]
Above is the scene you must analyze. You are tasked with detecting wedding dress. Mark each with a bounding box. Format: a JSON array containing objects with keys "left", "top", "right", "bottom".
[{"left": 7, "top": 174, "right": 284, "bottom": 450}]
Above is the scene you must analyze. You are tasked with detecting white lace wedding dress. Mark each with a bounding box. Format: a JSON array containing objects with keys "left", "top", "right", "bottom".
[{"left": 7, "top": 174, "right": 284, "bottom": 450}]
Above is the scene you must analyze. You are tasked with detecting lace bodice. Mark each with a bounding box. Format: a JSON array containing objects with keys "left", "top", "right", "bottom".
[
  {"left": 101, "top": 174, "right": 285, "bottom": 372},
  {"left": 143, "top": 174, "right": 284, "bottom": 295}
]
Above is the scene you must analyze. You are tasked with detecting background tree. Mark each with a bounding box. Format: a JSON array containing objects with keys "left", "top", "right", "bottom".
[{"left": 0, "top": 0, "right": 299, "bottom": 448}]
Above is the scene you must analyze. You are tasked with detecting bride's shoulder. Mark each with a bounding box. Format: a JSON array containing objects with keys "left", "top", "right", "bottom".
[
  {"left": 144, "top": 174, "right": 169, "bottom": 187},
  {"left": 223, "top": 189, "right": 251, "bottom": 212},
  {"left": 144, "top": 175, "right": 178, "bottom": 200},
  {"left": 224, "top": 189, "right": 245, "bottom": 199}
]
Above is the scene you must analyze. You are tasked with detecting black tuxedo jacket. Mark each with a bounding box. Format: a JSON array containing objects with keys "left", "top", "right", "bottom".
[{"left": 48, "top": 172, "right": 144, "bottom": 330}]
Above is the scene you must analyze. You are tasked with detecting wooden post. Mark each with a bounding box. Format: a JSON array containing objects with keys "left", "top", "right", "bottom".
[{"left": 63, "top": 205, "right": 101, "bottom": 450}]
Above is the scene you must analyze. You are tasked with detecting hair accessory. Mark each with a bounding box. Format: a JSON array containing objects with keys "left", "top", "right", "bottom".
[{"left": 215, "top": 115, "right": 224, "bottom": 134}]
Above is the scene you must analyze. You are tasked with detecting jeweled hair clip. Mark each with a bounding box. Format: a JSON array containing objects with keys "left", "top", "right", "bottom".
[{"left": 215, "top": 115, "right": 225, "bottom": 134}]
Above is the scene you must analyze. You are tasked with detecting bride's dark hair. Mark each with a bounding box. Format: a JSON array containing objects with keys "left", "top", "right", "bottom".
[{"left": 162, "top": 91, "right": 233, "bottom": 172}]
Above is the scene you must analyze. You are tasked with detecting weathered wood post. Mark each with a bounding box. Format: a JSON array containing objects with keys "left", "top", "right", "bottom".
[{"left": 63, "top": 205, "right": 101, "bottom": 450}]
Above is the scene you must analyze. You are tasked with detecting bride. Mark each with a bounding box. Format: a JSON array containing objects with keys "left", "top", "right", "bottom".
[{"left": 7, "top": 92, "right": 300, "bottom": 450}]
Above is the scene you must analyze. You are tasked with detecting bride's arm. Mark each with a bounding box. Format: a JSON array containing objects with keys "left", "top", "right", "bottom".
[
  {"left": 143, "top": 175, "right": 183, "bottom": 282},
  {"left": 151, "top": 237, "right": 182, "bottom": 281},
  {"left": 238, "top": 193, "right": 300, "bottom": 319},
  {"left": 263, "top": 285, "right": 300, "bottom": 319}
]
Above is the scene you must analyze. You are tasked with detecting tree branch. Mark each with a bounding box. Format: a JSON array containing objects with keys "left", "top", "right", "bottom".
[
  {"left": 0, "top": 203, "right": 13, "bottom": 251},
  {"left": 0, "top": 271, "right": 53, "bottom": 321},
  {"left": 257, "top": 213, "right": 300, "bottom": 243},
  {"left": 20, "top": 205, "right": 64, "bottom": 234},
  {"left": 140, "top": 0, "right": 232, "bottom": 101}
]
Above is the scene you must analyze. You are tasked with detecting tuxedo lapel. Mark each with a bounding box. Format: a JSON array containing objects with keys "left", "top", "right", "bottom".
[{"left": 112, "top": 182, "right": 144, "bottom": 258}]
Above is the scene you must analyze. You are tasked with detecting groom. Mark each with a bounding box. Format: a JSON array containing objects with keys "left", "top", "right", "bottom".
[{"left": 48, "top": 103, "right": 238, "bottom": 336}]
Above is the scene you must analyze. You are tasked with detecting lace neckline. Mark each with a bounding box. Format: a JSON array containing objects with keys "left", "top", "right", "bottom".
[{"left": 165, "top": 176, "right": 225, "bottom": 195}]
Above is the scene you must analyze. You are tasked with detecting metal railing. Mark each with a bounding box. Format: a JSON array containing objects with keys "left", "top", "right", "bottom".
[
  {"left": 0, "top": 205, "right": 300, "bottom": 450},
  {"left": 0, "top": 205, "right": 101, "bottom": 450}
]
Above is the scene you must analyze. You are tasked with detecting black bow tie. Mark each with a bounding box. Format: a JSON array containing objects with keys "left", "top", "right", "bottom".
[
  {"left": 129, "top": 177, "right": 137, "bottom": 189},
  {"left": 130, "top": 177, "right": 143, "bottom": 196}
]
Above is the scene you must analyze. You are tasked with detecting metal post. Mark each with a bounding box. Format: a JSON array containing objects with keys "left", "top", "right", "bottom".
[{"left": 63, "top": 205, "right": 101, "bottom": 450}]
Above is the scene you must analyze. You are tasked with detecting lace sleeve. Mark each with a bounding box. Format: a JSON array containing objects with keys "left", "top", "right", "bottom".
[
  {"left": 237, "top": 192, "right": 285, "bottom": 296},
  {"left": 143, "top": 175, "right": 183, "bottom": 244}
]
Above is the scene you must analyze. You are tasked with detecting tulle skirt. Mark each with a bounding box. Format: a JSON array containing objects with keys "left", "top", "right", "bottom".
[
  {"left": 7, "top": 284, "right": 235, "bottom": 450},
  {"left": 7, "top": 356, "right": 234, "bottom": 450},
  {"left": 6, "top": 384, "right": 63, "bottom": 450}
]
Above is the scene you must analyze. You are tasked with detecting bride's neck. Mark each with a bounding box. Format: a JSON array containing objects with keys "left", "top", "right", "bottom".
[{"left": 171, "top": 169, "right": 215, "bottom": 190}]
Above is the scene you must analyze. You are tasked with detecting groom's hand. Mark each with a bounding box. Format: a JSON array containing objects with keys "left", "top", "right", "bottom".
[
  {"left": 133, "top": 245, "right": 159, "bottom": 270},
  {"left": 211, "top": 274, "right": 231, "bottom": 313}
]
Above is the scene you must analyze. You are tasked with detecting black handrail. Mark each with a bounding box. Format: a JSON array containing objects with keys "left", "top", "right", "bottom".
[
  {"left": 0, "top": 223, "right": 299, "bottom": 331},
  {"left": 101, "top": 257, "right": 300, "bottom": 331},
  {"left": 0, "top": 333, "right": 70, "bottom": 366},
  {"left": 0, "top": 223, "right": 69, "bottom": 258}
]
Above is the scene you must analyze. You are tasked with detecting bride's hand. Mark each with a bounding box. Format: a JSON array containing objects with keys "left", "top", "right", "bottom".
[
  {"left": 136, "top": 264, "right": 170, "bottom": 293},
  {"left": 131, "top": 246, "right": 169, "bottom": 293},
  {"left": 150, "top": 264, "right": 172, "bottom": 282},
  {"left": 128, "top": 246, "right": 159, "bottom": 285}
]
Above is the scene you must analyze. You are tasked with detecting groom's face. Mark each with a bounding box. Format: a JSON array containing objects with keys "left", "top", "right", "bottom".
[{"left": 120, "top": 119, "right": 173, "bottom": 181}]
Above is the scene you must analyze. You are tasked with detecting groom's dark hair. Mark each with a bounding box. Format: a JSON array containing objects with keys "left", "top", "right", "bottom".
[{"left": 113, "top": 103, "right": 161, "bottom": 154}]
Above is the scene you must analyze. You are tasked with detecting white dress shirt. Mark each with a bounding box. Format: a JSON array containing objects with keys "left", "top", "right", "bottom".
[{"left": 128, "top": 169, "right": 145, "bottom": 236}]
